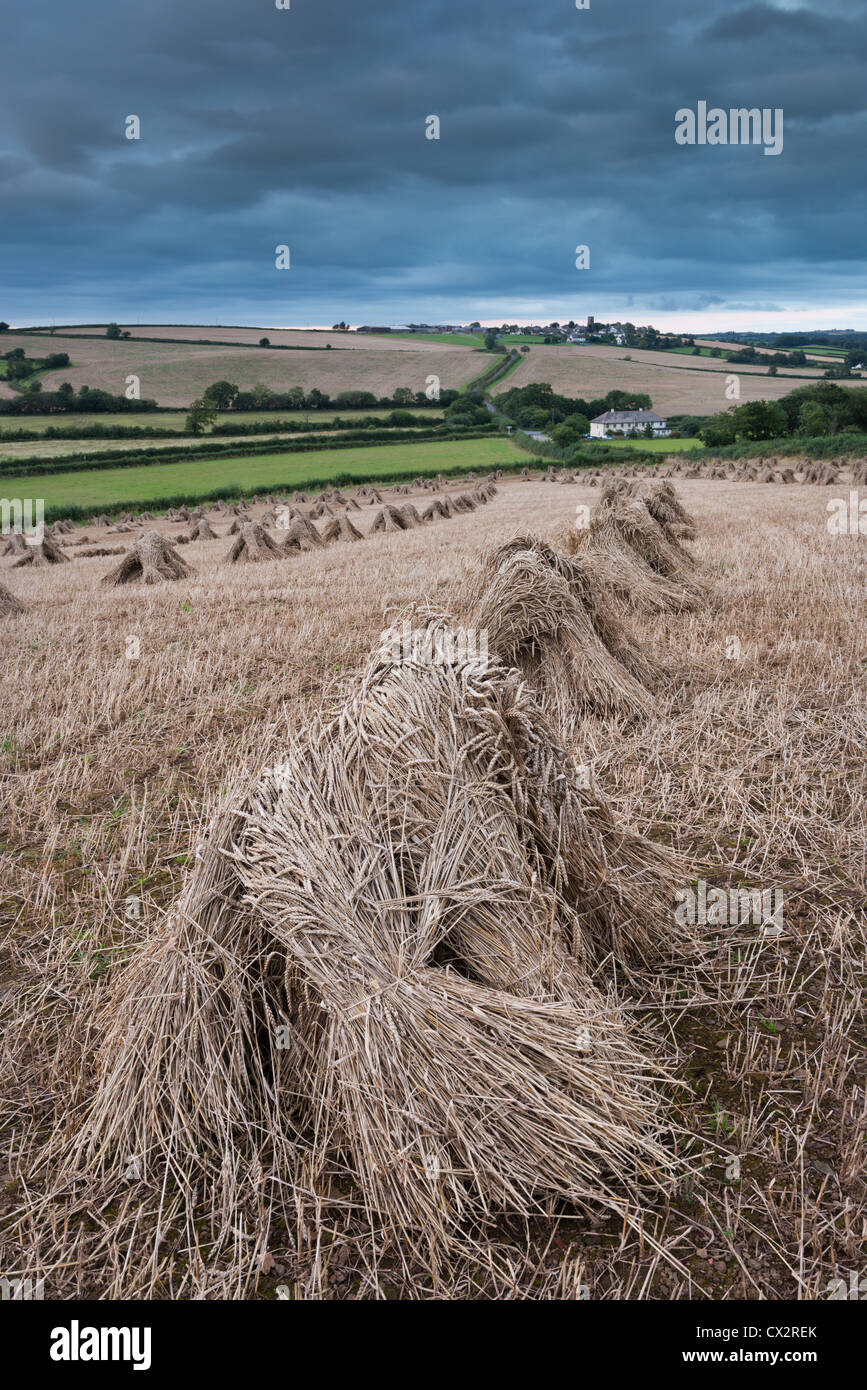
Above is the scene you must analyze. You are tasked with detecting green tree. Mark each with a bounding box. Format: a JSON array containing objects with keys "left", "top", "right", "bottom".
[
  {"left": 551, "top": 414, "right": 590, "bottom": 447},
  {"left": 185, "top": 398, "right": 216, "bottom": 434},
  {"left": 604, "top": 389, "right": 652, "bottom": 412},
  {"left": 518, "top": 406, "right": 551, "bottom": 430},
  {"left": 105, "top": 323, "right": 122, "bottom": 339},
  {"left": 797, "top": 401, "right": 830, "bottom": 436},
  {"left": 699, "top": 412, "right": 737, "bottom": 447},
  {"left": 6, "top": 356, "right": 30, "bottom": 381},
  {"left": 202, "top": 380, "right": 239, "bottom": 410},
  {"left": 839, "top": 387, "right": 867, "bottom": 430},
  {"left": 732, "top": 400, "right": 787, "bottom": 440}
]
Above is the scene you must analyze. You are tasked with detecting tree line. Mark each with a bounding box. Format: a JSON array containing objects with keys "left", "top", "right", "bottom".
[{"left": 691, "top": 382, "right": 867, "bottom": 444}]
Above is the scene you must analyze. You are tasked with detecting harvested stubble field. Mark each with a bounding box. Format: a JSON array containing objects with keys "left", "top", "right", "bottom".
[
  {"left": 30, "top": 326, "right": 472, "bottom": 352},
  {"left": 696, "top": 339, "right": 845, "bottom": 365},
  {"left": 5, "top": 333, "right": 496, "bottom": 408},
  {"left": 0, "top": 475, "right": 864, "bottom": 1300},
  {"left": 492, "top": 344, "right": 857, "bottom": 417},
  {"left": 583, "top": 344, "right": 827, "bottom": 379}
]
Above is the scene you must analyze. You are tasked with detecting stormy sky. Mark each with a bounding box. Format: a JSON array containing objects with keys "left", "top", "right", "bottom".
[{"left": 1, "top": 0, "right": 865, "bottom": 330}]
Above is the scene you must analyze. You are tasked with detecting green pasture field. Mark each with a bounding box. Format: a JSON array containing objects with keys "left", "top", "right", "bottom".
[
  {"left": 795, "top": 345, "right": 848, "bottom": 358},
  {"left": 5, "top": 437, "right": 523, "bottom": 513},
  {"left": 589, "top": 436, "right": 701, "bottom": 452}
]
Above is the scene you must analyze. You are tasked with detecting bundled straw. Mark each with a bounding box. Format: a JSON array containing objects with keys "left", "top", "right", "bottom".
[
  {"left": 1, "top": 533, "right": 29, "bottom": 557},
  {"left": 225, "top": 522, "right": 282, "bottom": 564},
  {"left": 321, "top": 514, "right": 364, "bottom": 544},
  {"left": 280, "top": 516, "right": 324, "bottom": 552},
  {"left": 102, "top": 531, "right": 192, "bottom": 586},
  {"left": 570, "top": 496, "right": 706, "bottom": 613},
  {"left": 642, "top": 482, "right": 697, "bottom": 542},
  {"left": 0, "top": 580, "right": 25, "bottom": 615},
  {"left": 466, "top": 536, "right": 658, "bottom": 726},
  {"left": 370, "top": 505, "right": 410, "bottom": 534},
  {"left": 422, "top": 499, "right": 452, "bottom": 522},
  {"left": 22, "top": 632, "right": 695, "bottom": 1297},
  {"left": 452, "top": 493, "right": 478, "bottom": 513},
  {"left": 12, "top": 536, "right": 70, "bottom": 568}
]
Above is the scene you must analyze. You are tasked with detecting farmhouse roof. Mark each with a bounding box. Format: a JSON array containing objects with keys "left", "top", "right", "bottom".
[{"left": 591, "top": 409, "right": 665, "bottom": 424}]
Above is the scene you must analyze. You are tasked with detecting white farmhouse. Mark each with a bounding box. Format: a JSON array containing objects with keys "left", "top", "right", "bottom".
[{"left": 589, "top": 409, "right": 671, "bottom": 439}]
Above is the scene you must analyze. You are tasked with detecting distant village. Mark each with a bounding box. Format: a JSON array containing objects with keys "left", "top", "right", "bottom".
[{"left": 355, "top": 318, "right": 691, "bottom": 350}]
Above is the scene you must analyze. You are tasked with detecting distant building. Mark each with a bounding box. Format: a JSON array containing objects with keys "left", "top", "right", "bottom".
[{"left": 590, "top": 409, "right": 671, "bottom": 439}]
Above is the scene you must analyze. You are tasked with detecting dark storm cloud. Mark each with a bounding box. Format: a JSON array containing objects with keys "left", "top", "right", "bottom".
[{"left": 0, "top": 0, "right": 864, "bottom": 325}]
